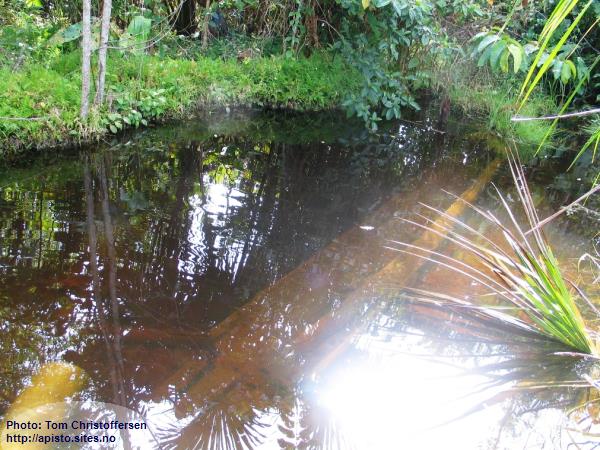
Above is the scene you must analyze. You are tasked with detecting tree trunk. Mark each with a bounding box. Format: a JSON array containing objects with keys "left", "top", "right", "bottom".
[
  {"left": 80, "top": 0, "right": 92, "bottom": 119},
  {"left": 95, "top": 0, "right": 113, "bottom": 106},
  {"left": 202, "top": 0, "right": 211, "bottom": 49},
  {"left": 437, "top": 93, "right": 451, "bottom": 131},
  {"left": 173, "top": 0, "right": 197, "bottom": 35},
  {"left": 305, "top": 0, "right": 319, "bottom": 50}
]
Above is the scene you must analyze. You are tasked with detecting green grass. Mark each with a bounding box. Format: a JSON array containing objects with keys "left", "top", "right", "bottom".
[
  {"left": 0, "top": 50, "right": 360, "bottom": 160},
  {"left": 431, "top": 63, "right": 556, "bottom": 158},
  {"left": 453, "top": 84, "right": 556, "bottom": 156}
]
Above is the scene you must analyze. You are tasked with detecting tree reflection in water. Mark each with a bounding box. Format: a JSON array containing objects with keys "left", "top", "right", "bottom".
[{"left": 0, "top": 111, "right": 598, "bottom": 449}]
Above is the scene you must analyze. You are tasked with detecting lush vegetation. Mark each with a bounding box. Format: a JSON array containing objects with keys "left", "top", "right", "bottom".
[
  {"left": 0, "top": 0, "right": 598, "bottom": 166},
  {"left": 0, "top": 50, "right": 357, "bottom": 157}
]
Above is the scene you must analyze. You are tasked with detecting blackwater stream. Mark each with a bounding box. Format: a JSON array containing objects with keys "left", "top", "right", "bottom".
[{"left": 0, "top": 109, "right": 599, "bottom": 449}]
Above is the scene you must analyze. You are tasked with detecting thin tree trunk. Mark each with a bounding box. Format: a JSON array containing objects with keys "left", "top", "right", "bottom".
[
  {"left": 202, "top": 0, "right": 211, "bottom": 49},
  {"left": 305, "top": 0, "right": 319, "bottom": 49},
  {"left": 95, "top": 0, "right": 113, "bottom": 105},
  {"left": 80, "top": 0, "right": 92, "bottom": 118}
]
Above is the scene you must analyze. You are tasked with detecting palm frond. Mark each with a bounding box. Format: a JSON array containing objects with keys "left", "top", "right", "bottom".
[
  {"left": 531, "top": 55, "right": 600, "bottom": 168},
  {"left": 519, "top": 0, "right": 594, "bottom": 109},
  {"left": 390, "top": 150, "right": 598, "bottom": 355},
  {"left": 569, "top": 118, "right": 600, "bottom": 171}
]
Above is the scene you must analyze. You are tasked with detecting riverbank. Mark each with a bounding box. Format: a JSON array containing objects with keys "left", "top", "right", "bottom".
[
  {"left": 431, "top": 65, "right": 556, "bottom": 156},
  {"left": 0, "top": 50, "right": 360, "bottom": 161},
  {"left": 1, "top": 48, "right": 558, "bottom": 164}
]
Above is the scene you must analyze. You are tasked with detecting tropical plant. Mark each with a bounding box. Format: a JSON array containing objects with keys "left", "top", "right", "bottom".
[
  {"left": 475, "top": 0, "right": 600, "bottom": 181},
  {"left": 335, "top": 0, "right": 441, "bottom": 130},
  {"left": 470, "top": 29, "right": 587, "bottom": 88},
  {"left": 517, "top": 0, "right": 600, "bottom": 181},
  {"left": 572, "top": 117, "right": 600, "bottom": 184},
  {"left": 0, "top": 5, "right": 63, "bottom": 68},
  {"left": 389, "top": 151, "right": 599, "bottom": 355},
  {"left": 470, "top": 30, "right": 527, "bottom": 74},
  {"left": 102, "top": 88, "right": 167, "bottom": 133},
  {"left": 518, "top": 0, "right": 596, "bottom": 109},
  {"left": 118, "top": 15, "right": 153, "bottom": 54}
]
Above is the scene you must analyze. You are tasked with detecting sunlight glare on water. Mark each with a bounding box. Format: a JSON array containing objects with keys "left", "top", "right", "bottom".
[{"left": 313, "top": 334, "right": 505, "bottom": 449}]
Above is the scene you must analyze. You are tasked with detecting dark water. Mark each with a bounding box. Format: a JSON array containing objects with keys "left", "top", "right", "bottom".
[{"left": 0, "top": 109, "right": 599, "bottom": 449}]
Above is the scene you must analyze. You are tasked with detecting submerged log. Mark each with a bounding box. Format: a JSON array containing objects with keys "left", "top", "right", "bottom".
[{"left": 151, "top": 159, "right": 501, "bottom": 440}]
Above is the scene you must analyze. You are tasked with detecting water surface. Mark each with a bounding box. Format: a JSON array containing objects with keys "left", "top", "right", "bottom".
[{"left": 1, "top": 109, "right": 599, "bottom": 449}]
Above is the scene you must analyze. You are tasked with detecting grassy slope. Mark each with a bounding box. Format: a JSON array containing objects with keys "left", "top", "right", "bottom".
[
  {"left": 448, "top": 81, "right": 556, "bottom": 156},
  {"left": 0, "top": 51, "right": 360, "bottom": 159},
  {"left": 431, "top": 64, "right": 556, "bottom": 157}
]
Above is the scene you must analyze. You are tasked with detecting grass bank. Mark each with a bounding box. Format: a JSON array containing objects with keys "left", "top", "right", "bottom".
[
  {"left": 432, "top": 64, "right": 556, "bottom": 157},
  {"left": 0, "top": 50, "right": 360, "bottom": 161}
]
